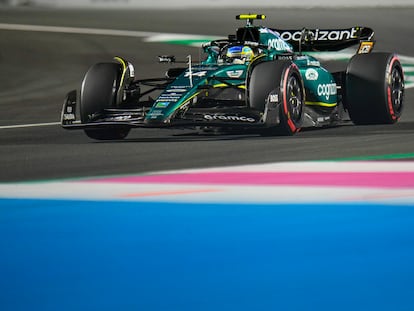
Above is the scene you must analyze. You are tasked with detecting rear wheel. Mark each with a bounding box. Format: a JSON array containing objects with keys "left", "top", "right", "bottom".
[
  {"left": 249, "top": 60, "right": 304, "bottom": 135},
  {"left": 80, "top": 62, "right": 131, "bottom": 140},
  {"left": 345, "top": 53, "right": 404, "bottom": 124}
]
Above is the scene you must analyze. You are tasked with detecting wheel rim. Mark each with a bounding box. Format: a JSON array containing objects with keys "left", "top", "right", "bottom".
[
  {"left": 391, "top": 66, "right": 404, "bottom": 113},
  {"left": 286, "top": 75, "right": 303, "bottom": 122}
]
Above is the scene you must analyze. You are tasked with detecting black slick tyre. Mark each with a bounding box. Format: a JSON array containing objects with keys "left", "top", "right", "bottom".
[
  {"left": 80, "top": 62, "right": 130, "bottom": 140},
  {"left": 345, "top": 52, "right": 404, "bottom": 125},
  {"left": 249, "top": 60, "right": 305, "bottom": 135}
]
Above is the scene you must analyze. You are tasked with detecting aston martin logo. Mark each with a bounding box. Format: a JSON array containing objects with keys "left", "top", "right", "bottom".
[{"left": 226, "top": 70, "right": 244, "bottom": 78}]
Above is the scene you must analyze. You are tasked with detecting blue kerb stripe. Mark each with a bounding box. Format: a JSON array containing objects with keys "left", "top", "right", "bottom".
[{"left": 1, "top": 198, "right": 414, "bottom": 311}]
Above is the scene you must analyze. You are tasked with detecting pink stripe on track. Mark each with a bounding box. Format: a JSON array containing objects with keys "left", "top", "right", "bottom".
[{"left": 85, "top": 172, "right": 414, "bottom": 188}]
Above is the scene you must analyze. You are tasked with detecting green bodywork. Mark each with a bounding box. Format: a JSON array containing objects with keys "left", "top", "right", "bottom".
[{"left": 145, "top": 25, "right": 337, "bottom": 123}]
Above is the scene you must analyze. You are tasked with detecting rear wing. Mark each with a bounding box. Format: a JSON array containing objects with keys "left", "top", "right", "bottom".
[{"left": 271, "top": 27, "right": 374, "bottom": 52}]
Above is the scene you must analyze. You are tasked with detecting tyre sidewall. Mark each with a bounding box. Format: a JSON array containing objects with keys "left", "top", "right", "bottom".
[
  {"left": 248, "top": 60, "right": 304, "bottom": 135},
  {"left": 345, "top": 53, "right": 404, "bottom": 124},
  {"left": 80, "top": 63, "right": 121, "bottom": 123},
  {"left": 279, "top": 63, "right": 304, "bottom": 134}
]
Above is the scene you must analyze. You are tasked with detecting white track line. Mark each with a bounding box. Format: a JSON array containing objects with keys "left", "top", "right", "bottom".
[
  {"left": 0, "top": 23, "right": 163, "bottom": 37},
  {"left": 0, "top": 23, "right": 219, "bottom": 43},
  {"left": 0, "top": 122, "right": 60, "bottom": 129}
]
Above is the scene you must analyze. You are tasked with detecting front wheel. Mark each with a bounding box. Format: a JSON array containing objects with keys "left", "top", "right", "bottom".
[
  {"left": 248, "top": 60, "right": 305, "bottom": 136},
  {"left": 83, "top": 127, "right": 131, "bottom": 140},
  {"left": 345, "top": 53, "right": 404, "bottom": 125},
  {"left": 80, "top": 62, "right": 131, "bottom": 140}
]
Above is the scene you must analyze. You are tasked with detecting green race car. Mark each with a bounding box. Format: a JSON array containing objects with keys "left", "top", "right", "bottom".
[{"left": 61, "top": 14, "right": 405, "bottom": 140}]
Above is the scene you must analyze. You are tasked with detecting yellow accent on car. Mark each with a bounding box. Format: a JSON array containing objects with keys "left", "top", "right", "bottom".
[
  {"left": 236, "top": 14, "right": 266, "bottom": 20},
  {"left": 305, "top": 101, "right": 337, "bottom": 107},
  {"left": 213, "top": 84, "right": 246, "bottom": 89},
  {"left": 179, "top": 91, "right": 202, "bottom": 108},
  {"left": 114, "top": 56, "right": 128, "bottom": 87},
  {"left": 247, "top": 55, "right": 265, "bottom": 72}
]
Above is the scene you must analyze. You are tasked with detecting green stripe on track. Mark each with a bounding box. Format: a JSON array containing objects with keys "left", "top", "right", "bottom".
[
  {"left": 163, "top": 39, "right": 212, "bottom": 46},
  {"left": 329, "top": 153, "right": 414, "bottom": 161}
]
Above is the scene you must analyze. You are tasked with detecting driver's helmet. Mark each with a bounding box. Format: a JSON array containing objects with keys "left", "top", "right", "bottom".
[{"left": 223, "top": 45, "right": 255, "bottom": 64}]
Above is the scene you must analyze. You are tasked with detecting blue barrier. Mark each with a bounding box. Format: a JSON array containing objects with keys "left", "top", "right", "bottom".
[{"left": 1, "top": 198, "right": 413, "bottom": 311}]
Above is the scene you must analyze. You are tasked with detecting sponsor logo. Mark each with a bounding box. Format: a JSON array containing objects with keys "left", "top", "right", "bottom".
[
  {"left": 167, "top": 89, "right": 186, "bottom": 93},
  {"left": 62, "top": 113, "right": 75, "bottom": 121},
  {"left": 163, "top": 92, "right": 181, "bottom": 96},
  {"left": 269, "top": 94, "right": 279, "bottom": 103},
  {"left": 279, "top": 28, "right": 359, "bottom": 42},
  {"left": 305, "top": 68, "right": 319, "bottom": 81},
  {"left": 148, "top": 110, "right": 164, "bottom": 119},
  {"left": 317, "top": 116, "right": 331, "bottom": 122},
  {"left": 171, "top": 86, "right": 190, "bottom": 90},
  {"left": 184, "top": 71, "right": 207, "bottom": 77},
  {"left": 317, "top": 83, "right": 337, "bottom": 100},
  {"left": 155, "top": 102, "right": 170, "bottom": 108},
  {"left": 267, "top": 38, "right": 292, "bottom": 51},
  {"left": 193, "top": 66, "right": 218, "bottom": 71},
  {"left": 276, "top": 54, "right": 294, "bottom": 61},
  {"left": 307, "top": 59, "right": 320, "bottom": 66},
  {"left": 358, "top": 41, "right": 374, "bottom": 54},
  {"left": 158, "top": 94, "right": 181, "bottom": 102},
  {"left": 226, "top": 70, "right": 244, "bottom": 78},
  {"left": 204, "top": 114, "right": 256, "bottom": 123}
]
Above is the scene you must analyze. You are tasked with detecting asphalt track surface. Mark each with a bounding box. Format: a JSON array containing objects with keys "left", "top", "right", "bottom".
[{"left": 1, "top": 7, "right": 414, "bottom": 182}]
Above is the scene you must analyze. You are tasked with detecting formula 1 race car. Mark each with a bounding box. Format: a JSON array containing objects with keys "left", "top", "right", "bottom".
[{"left": 61, "top": 14, "right": 405, "bottom": 140}]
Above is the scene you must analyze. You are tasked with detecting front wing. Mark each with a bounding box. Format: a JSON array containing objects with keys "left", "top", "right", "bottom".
[{"left": 61, "top": 90, "right": 282, "bottom": 130}]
